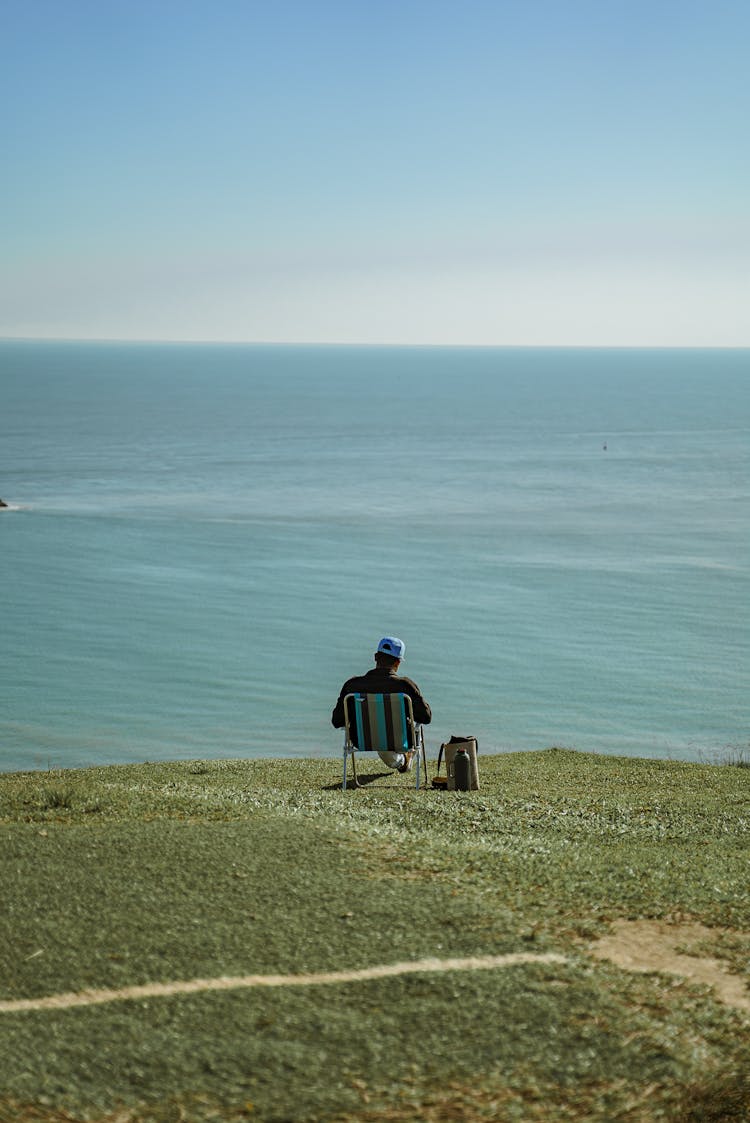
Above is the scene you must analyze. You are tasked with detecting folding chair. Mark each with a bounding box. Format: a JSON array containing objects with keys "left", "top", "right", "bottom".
[{"left": 342, "top": 692, "right": 427, "bottom": 790}]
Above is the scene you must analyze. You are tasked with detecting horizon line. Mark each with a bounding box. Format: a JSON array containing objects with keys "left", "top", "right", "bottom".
[{"left": 1, "top": 336, "right": 749, "bottom": 352}]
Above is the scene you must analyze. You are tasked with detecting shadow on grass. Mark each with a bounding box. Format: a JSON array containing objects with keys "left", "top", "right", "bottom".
[
  {"left": 323, "top": 772, "right": 394, "bottom": 791},
  {"left": 676, "top": 1069, "right": 750, "bottom": 1122},
  {"left": 5, "top": 1070, "right": 750, "bottom": 1123}
]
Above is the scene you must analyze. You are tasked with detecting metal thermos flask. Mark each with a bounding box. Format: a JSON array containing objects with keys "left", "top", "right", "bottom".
[{"left": 454, "top": 747, "right": 471, "bottom": 791}]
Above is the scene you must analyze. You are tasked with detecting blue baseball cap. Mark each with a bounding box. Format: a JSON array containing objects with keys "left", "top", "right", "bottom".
[{"left": 377, "top": 636, "right": 405, "bottom": 660}]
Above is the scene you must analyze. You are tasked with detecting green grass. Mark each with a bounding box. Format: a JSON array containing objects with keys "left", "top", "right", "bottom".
[{"left": 1, "top": 750, "right": 749, "bottom": 1122}]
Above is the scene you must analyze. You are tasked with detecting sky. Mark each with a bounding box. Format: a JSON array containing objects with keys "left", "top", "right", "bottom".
[{"left": 2, "top": 0, "right": 749, "bottom": 346}]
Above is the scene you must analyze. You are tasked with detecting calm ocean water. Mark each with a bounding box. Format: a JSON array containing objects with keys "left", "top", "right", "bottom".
[{"left": 1, "top": 341, "right": 747, "bottom": 773}]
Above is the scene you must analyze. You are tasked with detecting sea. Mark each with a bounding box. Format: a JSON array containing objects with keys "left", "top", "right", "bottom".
[{"left": 1, "top": 340, "right": 747, "bottom": 774}]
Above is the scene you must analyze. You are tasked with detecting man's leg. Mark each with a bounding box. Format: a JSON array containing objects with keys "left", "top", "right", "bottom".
[{"left": 377, "top": 750, "right": 414, "bottom": 771}]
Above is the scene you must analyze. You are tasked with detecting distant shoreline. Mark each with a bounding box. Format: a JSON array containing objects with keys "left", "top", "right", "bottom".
[{"left": 2, "top": 336, "right": 749, "bottom": 351}]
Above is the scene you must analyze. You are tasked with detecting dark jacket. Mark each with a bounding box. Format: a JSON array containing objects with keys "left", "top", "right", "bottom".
[{"left": 331, "top": 666, "right": 432, "bottom": 738}]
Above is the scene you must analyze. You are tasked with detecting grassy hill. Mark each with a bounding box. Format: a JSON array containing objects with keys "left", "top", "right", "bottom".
[{"left": 1, "top": 750, "right": 748, "bottom": 1122}]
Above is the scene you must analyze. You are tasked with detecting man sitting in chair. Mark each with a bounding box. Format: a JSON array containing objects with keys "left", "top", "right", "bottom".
[{"left": 331, "top": 637, "right": 432, "bottom": 772}]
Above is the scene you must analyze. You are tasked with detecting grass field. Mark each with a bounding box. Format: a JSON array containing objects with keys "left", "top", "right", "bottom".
[{"left": 1, "top": 750, "right": 748, "bottom": 1122}]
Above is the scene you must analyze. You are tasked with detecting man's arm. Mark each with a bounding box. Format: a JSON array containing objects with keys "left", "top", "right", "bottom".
[
  {"left": 405, "top": 679, "right": 431, "bottom": 725},
  {"left": 331, "top": 680, "right": 353, "bottom": 729}
]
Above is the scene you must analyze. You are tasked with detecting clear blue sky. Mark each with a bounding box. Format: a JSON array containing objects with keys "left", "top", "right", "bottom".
[{"left": 2, "top": 0, "right": 748, "bottom": 345}]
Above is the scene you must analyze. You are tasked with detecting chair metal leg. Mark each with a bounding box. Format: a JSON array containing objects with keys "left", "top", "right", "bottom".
[
  {"left": 342, "top": 749, "right": 362, "bottom": 790},
  {"left": 415, "top": 730, "right": 427, "bottom": 790}
]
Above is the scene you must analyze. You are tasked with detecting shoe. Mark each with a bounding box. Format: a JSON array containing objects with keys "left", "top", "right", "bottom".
[{"left": 397, "top": 751, "right": 415, "bottom": 773}]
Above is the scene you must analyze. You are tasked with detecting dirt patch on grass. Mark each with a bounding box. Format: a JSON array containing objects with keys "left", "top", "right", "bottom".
[{"left": 589, "top": 919, "right": 750, "bottom": 1014}]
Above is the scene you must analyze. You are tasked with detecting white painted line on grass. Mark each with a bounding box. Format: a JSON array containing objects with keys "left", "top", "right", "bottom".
[{"left": 0, "top": 953, "right": 568, "bottom": 1014}]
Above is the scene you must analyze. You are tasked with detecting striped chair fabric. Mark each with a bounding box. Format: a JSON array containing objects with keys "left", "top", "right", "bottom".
[{"left": 347, "top": 692, "right": 414, "bottom": 753}]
